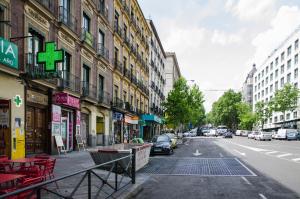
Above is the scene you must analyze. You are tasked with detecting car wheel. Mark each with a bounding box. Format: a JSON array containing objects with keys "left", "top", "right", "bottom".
[{"left": 169, "top": 149, "right": 174, "bottom": 155}]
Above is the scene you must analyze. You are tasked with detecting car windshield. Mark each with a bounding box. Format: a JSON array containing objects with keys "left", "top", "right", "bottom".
[{"left": 152, "top": 136, "right": 169, "bottom": 142}]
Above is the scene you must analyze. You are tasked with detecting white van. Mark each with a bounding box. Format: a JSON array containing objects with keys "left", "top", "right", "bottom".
[
  {"left": 277, "top": 129, "right": 298, "bottom": 140},
  {"left": 235, "top": 130, "right": 242, "bottom": 136}
]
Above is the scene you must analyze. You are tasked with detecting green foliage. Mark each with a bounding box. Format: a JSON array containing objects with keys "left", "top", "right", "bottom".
[
  {"left": 208, "top": 90, "right": 242, "bottom": 129},
  {"left": 271, "top": 84, "right": 299, "bottom": 120},
  {"left": 237, "top": 102, "right": 256, "bottom": 130},
  {"left": 163, "top": 77, "right": 205, "bottom": 128},
  {"left": 255, "top": 101, "right": 272, "bottom": 127}
]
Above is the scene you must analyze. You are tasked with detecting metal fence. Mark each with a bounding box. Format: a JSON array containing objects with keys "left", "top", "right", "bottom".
[{"left": 0, "top": 154, "right": 136, "bottom": 199}]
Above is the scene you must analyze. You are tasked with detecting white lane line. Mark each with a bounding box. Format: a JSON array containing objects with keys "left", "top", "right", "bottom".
[
  {"left": 277, "top": 153, "right": 292, "bottom": 158},
  {"left": 259, "top": 193, "right": 268, "bottom": 199},
  {"left": 265, "top": 151, "right": 279, "bottom": 154},
  {"left": 234, "top": 149, "right": 246, "bottom": 156},
  {"left": 234, "top": 158, "right": 257, "bottom": 176},
  {"left": 219, "top": 153, "right": 224, "bottom": 157},
  {"left": 241, "top": 176, "right": 252, "bottom": 185},
  {"left": 292, "top": 158, "right": 300, "bottom": 162}
]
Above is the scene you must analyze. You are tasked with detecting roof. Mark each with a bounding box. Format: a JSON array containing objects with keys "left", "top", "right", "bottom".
[{"left": 148, "top": 19, "right": 166, "bottom": 58}]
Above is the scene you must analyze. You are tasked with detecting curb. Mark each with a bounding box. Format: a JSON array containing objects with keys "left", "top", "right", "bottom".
[{"left": 115, "top": 183, "right": 144, "bottom": 199}]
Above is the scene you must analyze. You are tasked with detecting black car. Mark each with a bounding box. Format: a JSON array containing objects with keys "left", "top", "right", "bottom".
[
  {"left": 223, "top": 132, "right": 233, "bottom": 138},
  {"left": 150, "top": 135, "right": 173, "bottom": 155},
  {"left": 197, "top": 127, "right": 204, "bottom": 136}
]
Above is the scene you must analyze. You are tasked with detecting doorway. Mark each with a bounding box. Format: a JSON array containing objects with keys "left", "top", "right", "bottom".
[
  {"left": 25, "top": 106, "right": 47, "bottom": 154},
  {"left": 0, "top": 99, "right": 10, "bottom": 157}
]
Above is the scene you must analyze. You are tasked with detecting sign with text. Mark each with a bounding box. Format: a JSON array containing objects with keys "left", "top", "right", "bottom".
[
  {"left": 0, "top": 37, "right": 18, "bottom": 69},
  {"left": 53, "top": 92, "right": 80, "bottom": 109},
  {"left": 52, "top": 104, "right": 61, "bottom": 122}
]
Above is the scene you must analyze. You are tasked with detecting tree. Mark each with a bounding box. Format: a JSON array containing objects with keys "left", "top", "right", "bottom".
[
  {"left": 208, "top": 90, "right": 242, "bottom": 129},
  {"left": 237, "top": 102, "right": 256, "bottom": 130},
  {"left": 254, "top": 101, "right": 272, "bottom": 129},
  {"left": 271, "top": 84, "right": 299, "bottom": 121},
  {"left": 163, "top": 77, "right": 206, "bottom": 129}
]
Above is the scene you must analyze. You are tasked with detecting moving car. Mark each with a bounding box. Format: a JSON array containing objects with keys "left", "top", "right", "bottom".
[
  {"left": 150, "top": 135, "right": 173, "bottom": 155},
  {"left": 165, "top": 133, "right": 178, "bottom": 148},
  {"left": 223, "top": 132, "right": 233, "bottom": 138},
  {"left": 286, "top": 131, "right": 300, "bottom": 141},
  {"left": 254, "top": 131, "right": 272, "bottom": 141},
  {"left": 277, "top": 129, "right": 298, "bottom": 140}
]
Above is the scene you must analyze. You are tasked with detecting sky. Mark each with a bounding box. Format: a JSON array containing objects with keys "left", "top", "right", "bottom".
[{"left": 138, "top": 0, "right": 300, "bottom": 112}]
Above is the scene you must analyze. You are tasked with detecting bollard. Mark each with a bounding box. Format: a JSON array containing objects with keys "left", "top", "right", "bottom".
[
  {"left": 131, "top": 148, "right": 136, "bottom": 184},
  {"left": 88, "top": 170, "right": 91, "bottom": 199}
]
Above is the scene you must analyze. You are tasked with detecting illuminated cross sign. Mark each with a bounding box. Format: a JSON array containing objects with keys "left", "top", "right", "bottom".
[{"left": 37, "top": 42, "right": 64, "bottom": 72}]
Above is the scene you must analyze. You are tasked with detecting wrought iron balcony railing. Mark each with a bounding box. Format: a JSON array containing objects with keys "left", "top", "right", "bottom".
[
  {"left": 97, "top": 44, "right": 109, "bottom": 61},
  {"left": 123, "top": 67, "right": 131, "bottom": 79},
  {"left": 58, "top": 6, "right": 77, "bottom": 33},
  {"left": 98, "top": 91, "right": 111, "bottom": 106},
  {"left": 114, "top": 59, "right": 123, "bottom": 74},
  {"left": 82, "top": 81, "right": 98, "bottom": 100},
  {"left": 131, "top": 75, "right": 137, "bottom": 85},
  {"left": 58, "top": 70, "right": 81, "bottom": 93},
  {"left": 112, "top": 97, "right": 124, "bottom": 109},
  {"left": 114, "top": 23, "right": 123, "bottom": 38}
]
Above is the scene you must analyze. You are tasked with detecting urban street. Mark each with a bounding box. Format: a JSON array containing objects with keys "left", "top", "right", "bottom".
[{"left": 135, "top": 137, "right": 300, "bottom": 199}]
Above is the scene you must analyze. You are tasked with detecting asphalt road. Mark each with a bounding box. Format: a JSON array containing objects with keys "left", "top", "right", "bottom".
[{"left": 134, "top": 137, "right": 300, "bottom": 199}]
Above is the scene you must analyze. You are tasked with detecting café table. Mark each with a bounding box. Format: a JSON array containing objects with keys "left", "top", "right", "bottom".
[{"left": 0, "top": 174, "right": 25, "bottom": 185}]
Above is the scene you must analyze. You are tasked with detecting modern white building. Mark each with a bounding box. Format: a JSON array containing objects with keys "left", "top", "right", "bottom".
[
  {"left": 253, "top": 26, "right": 300, "bottom": 130},
  {"left": 165, "top": 52, "right": 181, "bottom": 97}
]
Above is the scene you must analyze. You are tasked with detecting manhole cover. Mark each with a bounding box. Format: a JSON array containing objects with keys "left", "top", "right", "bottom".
[{"left": 140, "top": 158, "right": 256, "bottom": 176}]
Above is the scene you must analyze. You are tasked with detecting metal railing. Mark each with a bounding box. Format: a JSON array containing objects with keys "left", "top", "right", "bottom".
[
  {"left": 82, "top": 81, "right": 98, "bottom": 100},
  {"left": 97, "top": 43, "right": 109, "bottom": 61},
  {"left": 58, "top": 70, "right": 81, "bottom": 93},
  {"left": 0, "top": 154, "right": 136, "bottom": 199},
  {"left": 112, "top": 97, "right": 124, "bottom": 109},
  {"left": 131, "top": 75, "right": 137, "bottom": 85},
  {"left": 123, "top": 67, "right": 131, "bottom": 79},
  {"left": 114, "top": 23, "right": 123, "bottom": 38},
  {"left": 114, "top": 59, "right": 123, "bottom": 74},
  {"left": 98, "top": 91, "right": 111, "bottom": 106},
  {"left": 58, "top": 6, "right": 77, "bottom": 33}
]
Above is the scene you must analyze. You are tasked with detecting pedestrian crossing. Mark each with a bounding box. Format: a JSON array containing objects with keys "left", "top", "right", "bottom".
[{"left": 262, "top": 150, "right": 300, "bottom": 163}]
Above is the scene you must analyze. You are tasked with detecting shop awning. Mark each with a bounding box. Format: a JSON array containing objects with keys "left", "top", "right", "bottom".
[{"left": 141, "top": 114, "right": 162, "bottom": 124}]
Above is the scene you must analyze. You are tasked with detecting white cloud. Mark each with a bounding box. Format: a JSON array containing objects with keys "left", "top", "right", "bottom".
[
  {"left": 226, "top": 0, "right": 277, "bottom": 21},
  {"left": 251, "top": 5, "right": 300, "bottom": 66},
  {"left": 211, "top": 30, "right": 242, "bottom": 45}
]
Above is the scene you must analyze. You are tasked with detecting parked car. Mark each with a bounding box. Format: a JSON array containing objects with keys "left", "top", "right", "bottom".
[
  {"left": 241, "top": 130, "right": 249, "bottom": 137},
  {"left": 165, "top": 133, "right": 178, "bottom": 148},
  {"left": 150, "top": 135, "right": 173, "bottom": 155},
  {"left": 183, "top": 131, "right": 190, "bottom": 137},
  {"left": 254, "top": 131, "right": 272, "bottom": 141},
  {"left": 223, "top": 132, "right": 233, "bottom": 138},
  {"left": 286, "top": 131, "right": 300, "bottom": 141},
  {"left": 277, "top": 129, "right": 298, "bottom": 140},
  {"left": 271, "top": 131, "right": 278, "bottom": 139},
  {"left": 197, "top": 127, "right": 204, "bottom": 136},
  {"left": 207, "top": 129, "right": 218, "bottom": 137},
  {"left": 217, "top": 125, "right": 228, "bottom": 136},
  {"left": 248, "top": 131, "right": 258, "bottom": 139},
  {"left": 235, "top": 130, "right": 242, "bottom": 136}
]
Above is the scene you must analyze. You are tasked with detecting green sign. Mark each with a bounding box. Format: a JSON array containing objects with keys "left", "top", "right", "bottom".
[
  {"left": 13, "top": 95, "right": 22, "bottom": 107},
  {"left": 37, "top": 42, "right": 64, "bottom": 72},
  {"left": 0, "top": 37, "right": 18, "bottom": 69}
]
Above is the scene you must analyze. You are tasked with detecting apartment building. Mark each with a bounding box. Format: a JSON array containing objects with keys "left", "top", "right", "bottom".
[
  {"left": 143, "top": 19, "right": 166, "bottom": 140},
  {"left": 0, "top": 0, "right": 116, "bottom": 158},
  {"left": 112, "top": 0, "right": 150, "bottom": 142},
  {"left": 253, "top": 26, "right": 300, "bottom": 130},
  {"left": 165, "top": 52, "right": 181, "bottom": 97},
  {"left": 242, "top": 64, "right": 256, "bottom": 107}
]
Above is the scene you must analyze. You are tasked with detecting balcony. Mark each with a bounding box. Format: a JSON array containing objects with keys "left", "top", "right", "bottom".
[
  {"left": 36, "top": 0, "right": 53, "bottom": 12},
  {"left": 81, "top": 81, "right": 97, "bottom": 100},
  {"left": 81, "top": 28, "right": 96, "bottom": 49},
  {"left": 130, "top": 43, "right": 137, "bottom": 55},
  {"left": 137, "top": 53, "right": 142, "bottom": 63},
  {"left": 114, "top": 59, "right": 123, "bottom": 74},
  {"left": 124, "top": 36, "right": 130, "bottom": 48},
  {"left": 114, "top": 23, "right": 123, "bottom": 38},
  {"left": 97, "top": 4, "right": 109, "bottom": 22},
  {"left": 123, "top": 67, "right": 131, "bottom": 79},
  {"left": 136, "top": 26, "right": 141, "bottom": 36},
  {"left": 98, "top": 91, "right": 111, "bottom": 106},
  {"left": 131, "top": 75, "right": 137, "bottom": 85},
  {"left": 58, "top": 70, "right": 81, "bottom": 93},
  {"left": 122, "top": 1, "right": 130, "bottom": 17},
  {"left": 112, "top": 97, "right": 124, "bottom": 109},
  {"left": 130, "top": 16, "right": 137, "bottom": 29},
  {"left": 58, "top": 6, "right": 77, "bottom": 33},
  {"left": 97, "top": 44, "right": 109, "bottom": 61}
]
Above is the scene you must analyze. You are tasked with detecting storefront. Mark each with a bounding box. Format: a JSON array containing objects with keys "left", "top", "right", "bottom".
[
  {"left": 52, "top": 92, "right": 80, "bottom": 152},
  {"left": 124, "top": 115, "right": 139, "bottom": 143},
  {"left": 113, "top": 111, "right": 123, "bottom": 143},
  {"left": 140, "top": 114, "right": 162, "bottom": 141}
]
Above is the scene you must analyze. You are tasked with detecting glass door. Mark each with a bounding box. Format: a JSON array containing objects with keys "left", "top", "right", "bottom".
[{"left": 61, "top": 117, "right": 68, "bottom": 150}]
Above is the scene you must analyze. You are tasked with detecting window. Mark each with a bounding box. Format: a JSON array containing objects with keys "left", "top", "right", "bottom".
[
  {"left": 130, "top": 95, "right": 134, "bottom": 105},
  {"left": 295, "top": 54, "right": 298, "bottom": 65},
  {"left": 295, "top": 39, "right": 299, "bottom": 50},
  {"left": 0, "top": 4, "right": 6, "bottom": 37},
  {"left": 262, "top": 90, "right": 264, "bottom": 97},
  {"left": 258, "top": 92, "right": 260, "bottom": 99},
  {"left": 258, "top": 83, "right": 260, "bottom": 89},
  {"left": 275, "top": 69, "right": 278, "bottom": 78},
  {"left": 123, "top": 91, "right": 127, "bottom": 102},
  {"left": 280, "top": 65, "right": 284, "bottom": 74},
  {"left": 280, "top": 77, "right": 284, "bottom": 87},
  {"left": 123, "top": 24, "right": 127, "bottom": 38},
  {"left": 294, "top": 111, "right": 298, "bottom": 119},
  {"left": 83, "top": 64, "right": 90, "bottom": 84},
  {"left": 82, "top": 12, "right": 90, "bottom": 32},
  {"left": 98, "top": 74, "right": 104, "bottom": 94},
  {"left": 287, "top": 59, "right": 291, "bottom": 69},
  {"left": 255, "top": 76, "right": 257, "bottom": 83},
  {"left": 266, "top": 77, "right": 268, "bottom": 84},
  {"left": 295, "top": 68, "right": 298, "bottom": 79},
  {"left": 123, "top": 56, "right": 127, "bottom": 69},
  {"left": 270, "top": 84, "right": 273, "bottom": 92},
  {"left": 255, "top": 86, "right": 257, "bottom": 92},
  {"left": 269, "top": 117, "right": 272, "bottom": 123},
  {"left": 286, "top": 113, "right": 290, "bottom": 120},
  {"left": 60, "top": 51, "right": 71, "bottom": 82},
  {"left": 295, "top": 82, "right": 298, "bottom": 88},
  {"left": 262, "top": 80, "right": 264, "bottom": 87},
  {"left": 254, "top": 95, "right": 257, "bottom": 101},
  {"left": 28, "top": 29, "right": 44, "bottom": 67},
  {"left": 280, "top": 115, "right": 284, "bottom": 121},
  {"left": 262, "top": 70, "right": 264, "bottom": 77},
  {"left": 266, "top": 66, "right": 269, "bottom": 74},
  {"left": 265, "top": 87, "right": 268, "bottom": 95},
  {"left": 287, "top": 73, "right": 291, "bottom": 83},
  {"left": 258, "top": 73, "right": 260, "bottom": 80},
  {"left": 275, "top": 57, "right": 279, "bottom": 66},
  {"left": 114, "top": 11, "right": 119, "bottom": 27},
  {"left": 281, "top": 52, "right": 285, "bottom": 62},
  {"left": 275, "top": 81, "right": 278, "bottom": 91},
  {"left": 114, "top": 85, "right": 119, "bottom": 99},
  {"left": 270, "top": 73, "right": 273, "bottom": 81},
  {"left": 287, "top": 45, "right": 292, "bottom": 56},
  {"left": 274, "top": 116, "right": 278, "bottom": 123},
  {"left": 98, "top": 30, "right": 105, "bottom": 46},
  {"left": 114, "top": 47, "right": 119, "bottom": 62},
  {"left": 270, "top": 62, "right": 273, "bottom": 70},
  {"left": 99, "top": 0, "right": 105, "bottom": 11}
]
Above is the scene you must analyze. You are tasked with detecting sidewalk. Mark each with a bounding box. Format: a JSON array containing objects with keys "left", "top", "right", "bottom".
[{"left": 39, "top": 150, "right": 148, "bottom": 199}]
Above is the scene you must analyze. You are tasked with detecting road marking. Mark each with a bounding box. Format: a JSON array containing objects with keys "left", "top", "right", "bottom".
[
  {"left": 219, "top": 153, "right": 224, "bottom": 157},
  {"left": 292, "top": 158, "right": 300, "bottom": 162},
  {"left": 265, "top": 151, "right": 279, "bottom": 154},
  {"left": 234, "top": 149, "right": 246, "bottom": 156},
  {"left": 241, "top": 176, "right": 252, "bottom": 185},
  {"left": 259, "top": 193, "right": 268, "bottom": 199},
  {"left": 277, "top": 153, "right": 292, "bottom": 158},
  {"left": 234, "top": 158, "right": 257, "bottom": 176},
  {"left": 193, "top": 149, "right": 202, "bottom": 156}
]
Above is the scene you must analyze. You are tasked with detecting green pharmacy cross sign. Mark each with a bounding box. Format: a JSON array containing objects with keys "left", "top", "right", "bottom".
[
  {"left": 13, "top": 95, "right": 22, "bottom": 107},
  {"left": 37, "top": 42, "right": 64, "bottom": 72}
]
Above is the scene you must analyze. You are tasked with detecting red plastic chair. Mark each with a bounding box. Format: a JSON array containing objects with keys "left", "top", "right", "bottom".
[{"left": 44, "top": 159, "right": 56, "bottom": 180}]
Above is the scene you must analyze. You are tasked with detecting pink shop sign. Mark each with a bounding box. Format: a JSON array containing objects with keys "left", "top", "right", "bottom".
[{"left": 53, "top": 92, "right": 80, "bottom": 109}]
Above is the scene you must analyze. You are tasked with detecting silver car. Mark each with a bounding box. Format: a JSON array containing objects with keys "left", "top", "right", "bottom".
[{"left": 254, "top": 131, "right": 272, "bottom": 141}]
